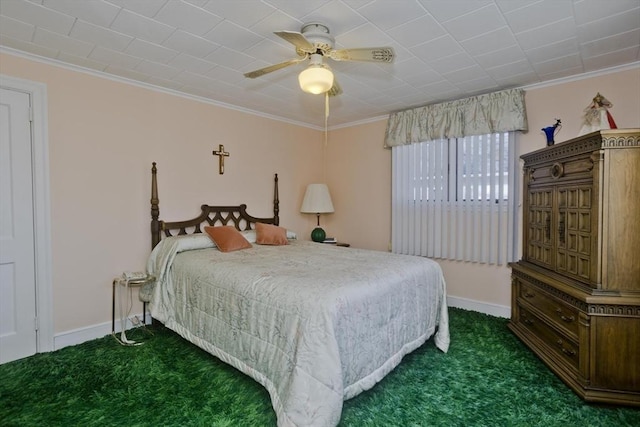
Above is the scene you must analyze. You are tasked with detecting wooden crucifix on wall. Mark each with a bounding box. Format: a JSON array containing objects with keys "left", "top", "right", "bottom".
[{"left": 212, "top": 144, "right": 229, "bottom": 174}]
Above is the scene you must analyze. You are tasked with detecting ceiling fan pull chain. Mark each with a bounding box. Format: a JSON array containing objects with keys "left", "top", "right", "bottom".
[{"left": 325, "top": 92, "right": 329, "bottom": 148}]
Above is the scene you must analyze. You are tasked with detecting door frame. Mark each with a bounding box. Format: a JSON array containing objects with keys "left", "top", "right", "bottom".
[{"left": 0, "top": 74, "right": 53, "bottom": 353}]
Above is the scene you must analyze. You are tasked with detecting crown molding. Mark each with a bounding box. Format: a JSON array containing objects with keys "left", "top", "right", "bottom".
[
  {"left": 521, "top": 61, "right": 640, "bottom": 91},
  {"left": 329, "top": 114, "right": 388, "bottom": 130},
  {"left": 0, "top": 47, "right": 323, "bottom": 131},
  {"left": 2, "top": 47, "right": 638, "bottom": 132}
]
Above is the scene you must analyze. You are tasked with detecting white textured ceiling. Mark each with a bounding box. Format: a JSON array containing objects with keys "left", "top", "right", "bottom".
[{"left": 1, "top": 0, "right": 639, "bottom": 128}]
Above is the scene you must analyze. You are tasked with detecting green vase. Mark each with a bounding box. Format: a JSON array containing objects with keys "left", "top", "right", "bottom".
[{"left": 311, "top": 227, "right": 326, "bottom": 242}]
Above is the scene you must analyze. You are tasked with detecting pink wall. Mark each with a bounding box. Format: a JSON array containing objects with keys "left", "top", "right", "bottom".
[
  {"left": 2, "top": 49, "right": 638, "bottom": 335},
  {"left": 328, "top": 66, "right": 640, "bottom": 313},
  {"left": 1, "top": 53, "right": 324, "bottom": 333},
  {"left": 324, "top": 120, "right": 391, "bottom": 250}
]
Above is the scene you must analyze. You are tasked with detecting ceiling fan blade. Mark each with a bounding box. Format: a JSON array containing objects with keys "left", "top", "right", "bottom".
[
  {"left": 328, "top": 78, "right": 342, "bottom": 97},
  {"left": 244, "top": 56, "right": 307, "bottom": 79},
  {"left": 328, "top": 47, "right": 395, "bottom": 63},
  {"left": 274, "top": 31, "right": 315, "bottom": 53}
]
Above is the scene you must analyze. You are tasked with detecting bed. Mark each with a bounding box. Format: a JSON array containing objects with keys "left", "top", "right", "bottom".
[{"left": 142, "top": 163, "right": 449, "bottom": 427}]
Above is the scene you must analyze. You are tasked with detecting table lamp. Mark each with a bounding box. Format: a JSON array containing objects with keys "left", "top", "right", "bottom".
[{"left": 300, "top": 183, "right": 334, "bottom": 242}]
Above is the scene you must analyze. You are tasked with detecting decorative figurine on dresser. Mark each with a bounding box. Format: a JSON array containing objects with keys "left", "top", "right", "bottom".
[{"left": 509, "top": 129, "right": 640, "bottom": 406}]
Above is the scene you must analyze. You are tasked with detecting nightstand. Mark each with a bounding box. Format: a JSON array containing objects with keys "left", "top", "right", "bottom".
[
  {"left": 320, "top": 242, "right": 350, "bottom": 247},
  {"left": 111, "top": 274, "right": 155, "bottom": 345},
  {"left": 317, "top": 239, "right": 351, "bottom": 248}
]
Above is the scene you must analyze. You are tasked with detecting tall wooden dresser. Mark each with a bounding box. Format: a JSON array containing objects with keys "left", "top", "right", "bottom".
[{"left": 509, "top": 129, "right": 640, "bottom": 406}]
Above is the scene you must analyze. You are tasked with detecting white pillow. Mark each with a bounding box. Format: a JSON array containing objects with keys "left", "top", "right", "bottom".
[
  {"left": 241, "top": 230, "right": 257, "bottom": 243},
  {"left": 158, "top": 233, "right": 216, "bottom": 250},
  {"left": 241, "top": 228, "right": 296, "bottom": 243}
]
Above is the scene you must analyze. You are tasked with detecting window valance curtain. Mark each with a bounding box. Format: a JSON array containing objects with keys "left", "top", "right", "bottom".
[{"left": 384, "top": 88, "right": 528, "bottom": 147}]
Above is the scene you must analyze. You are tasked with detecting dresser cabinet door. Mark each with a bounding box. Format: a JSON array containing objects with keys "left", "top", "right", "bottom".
[
  {"left": 555, "top": 184, "right": 597, "bottom": 285},
  {"left": 524, "top": 188, "right": 554, "bottom": 269},
  {"left": 524, "top": 184, "right": 598, "bottom": 287}
]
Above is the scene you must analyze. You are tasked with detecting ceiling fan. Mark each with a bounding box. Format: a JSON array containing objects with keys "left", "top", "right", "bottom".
[{"left": 244, "top": 23, "right": 395, "bottom": 96}]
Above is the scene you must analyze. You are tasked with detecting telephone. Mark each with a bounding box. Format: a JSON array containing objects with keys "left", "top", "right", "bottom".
[{"left": 121, "top": 271, "right": 148, "bottom": 282}]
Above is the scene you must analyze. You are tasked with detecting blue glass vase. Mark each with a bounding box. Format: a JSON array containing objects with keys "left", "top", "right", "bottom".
[{"left": 542, "top": 119, "right": 561, "bottom": 146}]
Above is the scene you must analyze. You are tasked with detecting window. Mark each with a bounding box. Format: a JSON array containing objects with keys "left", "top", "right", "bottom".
[
  {"left": 457, "top": 133, "right": 511, "bottom": 202},
  {"left": 392, "top": 132, "right": 518, "bottom": 265}
]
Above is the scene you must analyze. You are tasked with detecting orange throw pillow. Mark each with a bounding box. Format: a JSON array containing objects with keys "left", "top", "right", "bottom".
[
  {"left": 256, "top": 222, "right": 289, "bottom": 246},
  {"left": 204, "top": 226, "right": 252, "bottom": 252}
]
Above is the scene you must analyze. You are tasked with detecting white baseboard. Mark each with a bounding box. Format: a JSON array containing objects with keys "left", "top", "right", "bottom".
[
  {"left": 54, "top": 311, "right": 150, "bottom": 350},
  {"left": 447, "top": 296, "right": 510, "bottom": 318},
  {"left": 52, "top": 297, "right": 509, "bottom": 350}
]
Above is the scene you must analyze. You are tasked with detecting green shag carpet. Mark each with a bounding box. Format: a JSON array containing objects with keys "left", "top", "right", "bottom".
[{"left": 1, "top": 308, "right": 638, "bottom": 426}]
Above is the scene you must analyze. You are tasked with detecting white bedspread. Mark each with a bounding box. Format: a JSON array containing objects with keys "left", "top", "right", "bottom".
[{"left": 145, "top": 235, "right": 449, "bottom": 427}]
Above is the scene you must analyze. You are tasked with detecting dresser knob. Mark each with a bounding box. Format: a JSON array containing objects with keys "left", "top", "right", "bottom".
[
  {"left": 524, "top": 291, "right": 535, "bottom": 298},
  {"left": 555, "top": 308, "right": 575, "bottom": 322},
  {"left": 556, "top": 339, "right": 576, "bottom": 357}
]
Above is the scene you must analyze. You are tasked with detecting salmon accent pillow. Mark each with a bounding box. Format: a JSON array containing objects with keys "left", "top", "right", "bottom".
[
  {"left": 204, "top": 226, "right": 252, "bottom": 252},
  {"left": 256, "top": 222, "right": 289, "bottom": 246}
]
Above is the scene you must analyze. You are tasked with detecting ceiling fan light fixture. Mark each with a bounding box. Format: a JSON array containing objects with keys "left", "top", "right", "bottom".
[
  {"left": 298, "top": 64, "right": 334, "bottom": 94},
  {"left": 244, "top": 23, "right": 395, "bottom": 96}
]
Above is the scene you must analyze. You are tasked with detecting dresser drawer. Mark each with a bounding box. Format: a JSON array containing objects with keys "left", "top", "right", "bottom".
[
  {"left": 517, "top": 278, "right": 579, "bottom": 338},
  {"left": 528, "top": 153, "right": 594, "bottom": 185},
  {"left": 519, "top": 305, "right": 579, "bottom": 371}
]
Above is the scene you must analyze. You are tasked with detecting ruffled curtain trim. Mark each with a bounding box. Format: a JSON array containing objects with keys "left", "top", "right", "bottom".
[{"left": 384, "top": 88, "right": 528, "bottom": 147}]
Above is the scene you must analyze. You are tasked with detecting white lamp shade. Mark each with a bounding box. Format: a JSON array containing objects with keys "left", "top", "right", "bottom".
[
  {"left": 298, "top": 65, "right": 334, "bottom": 95},
  {"left": 300, "top": 184, "right": 334, "bottom": 213}
]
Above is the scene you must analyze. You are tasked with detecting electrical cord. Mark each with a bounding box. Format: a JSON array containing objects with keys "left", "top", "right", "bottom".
[{"left": 114, "top": 276, "right": 143, "bottom": 346}]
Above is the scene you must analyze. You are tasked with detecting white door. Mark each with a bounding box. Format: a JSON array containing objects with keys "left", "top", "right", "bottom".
[{"left": 0, "top": 87, "right": 37, "bottom": 363}]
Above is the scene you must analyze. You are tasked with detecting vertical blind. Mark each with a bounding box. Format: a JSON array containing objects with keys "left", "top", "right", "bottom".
[{"left": 392, "top": 132, "right": 518, "bottom": 265}]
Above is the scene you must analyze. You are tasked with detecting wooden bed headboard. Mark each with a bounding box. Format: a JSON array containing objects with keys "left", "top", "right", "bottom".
[{"left": 150, "top": 162, "right": 279, "bottom": 249}]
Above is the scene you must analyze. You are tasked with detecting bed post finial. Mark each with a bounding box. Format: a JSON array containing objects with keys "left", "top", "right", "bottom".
[
  {"left": 274, "top": 173, "right": 279, "bottom": 226},
  {"left": 151, "top": 162, "right": 160, "bottom": 248}
]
